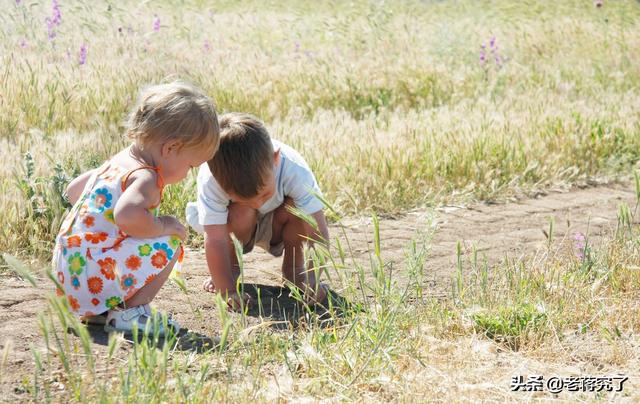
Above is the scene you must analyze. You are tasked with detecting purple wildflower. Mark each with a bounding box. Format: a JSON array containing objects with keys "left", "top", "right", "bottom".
[
  {"left": 203, "top": 39, "right": 211, "bottom": 52},
  {"left": 152, "top": 15, "right": 160, "bottom": 32},
  {"left": 46, "top": 18, "right": 56, "bottom": 41},
  {"left": 45, "top": 0, "right": 62, "bottom": 42},
  {"left": 51, "top": 0, "right": 62, "bottom": 25},
  {"left": 573, "top": 232, "right": 586, "bottom": 260},
  {"left": 16, "top": 0, "right": 21, "bottom": 4},
  {"left": 480, "top": 35, "right": 504, "bottom": 69},
  {"left": 19, "top": 38, "right": 27, "bottom": 48},
  {"left": 479, "top": 43, "right": 486, "bottom": 65},
  {"left": 295, "top": 42, "right": 300, "bottom": 52},
  {"left": 595, "top": 0, "right": 603, "bottom": 7},
  {"left": 79, "top": 43, "right": 87, "bottom": 65}
]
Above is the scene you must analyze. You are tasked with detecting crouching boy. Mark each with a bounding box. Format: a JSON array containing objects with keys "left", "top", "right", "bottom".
[{"left": 186, "top": 113, "right": 329, "bottom": 309}]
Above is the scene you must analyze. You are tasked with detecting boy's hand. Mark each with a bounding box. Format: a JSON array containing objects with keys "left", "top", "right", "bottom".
[
  {"left": 202, "top": 278, "right": 216, "bottom": 293},
  {"left": 159, "top": 216, "right": 187, "bottom": 240},
  {"left": 225, "top": 292, "right": 252, "bottom": 311},
  {"left": 202, "top": 277, "right": 250, "bottom": 311}
]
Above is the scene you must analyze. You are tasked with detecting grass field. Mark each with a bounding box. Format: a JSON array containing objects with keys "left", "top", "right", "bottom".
[
  {"left": 3, "top": 0, "right": 640, "bottom": 258},
  {"left": 2, "top": 0, "right": 640, "bottom": 401}
]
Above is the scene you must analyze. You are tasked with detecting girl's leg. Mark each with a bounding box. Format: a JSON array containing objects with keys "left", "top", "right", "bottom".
[{"left": 125, "top": 249, "right": 180, "bottom": 307}]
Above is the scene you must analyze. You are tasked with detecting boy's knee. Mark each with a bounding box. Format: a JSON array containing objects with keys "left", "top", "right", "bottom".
[
  {"left": 274, "top": 197, "right": 297, "bottom": 223},
  {"left": 227, "top": 203, "right": 257, "bottom": 243},
  {"left": 282, "top": 215, "right": 313, "bottom": 246}
]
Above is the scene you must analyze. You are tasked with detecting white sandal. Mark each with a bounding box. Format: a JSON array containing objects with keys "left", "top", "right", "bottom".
[{"left": 104, "top": 305, "right": 180, "bottom": 336}]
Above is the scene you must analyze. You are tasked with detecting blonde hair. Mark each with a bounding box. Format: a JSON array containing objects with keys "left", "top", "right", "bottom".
[
  {"left": 126, "top": 81, "right": 220, "bottom": 153},
  {"left": 208, "top": 113, "right": 274, "bottom": 198}
]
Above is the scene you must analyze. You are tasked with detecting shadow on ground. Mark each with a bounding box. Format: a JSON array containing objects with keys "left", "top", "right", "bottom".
[
  {"left": 240, "top": 283, "right": 359, "bottom": 329},
  {"left": 74, "top": 324, "right": 220, "bottom": 353},
  {"left": 71, "top": 283, "right": 357, "bottom": 352}
]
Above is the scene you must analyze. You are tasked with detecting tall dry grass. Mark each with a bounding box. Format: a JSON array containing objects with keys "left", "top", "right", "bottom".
[{"left": 1, "top": 0, "right": 639, "bottom": 257}]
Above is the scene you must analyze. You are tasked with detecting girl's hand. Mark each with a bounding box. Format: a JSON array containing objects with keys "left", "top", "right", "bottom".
[{"left": 159, "top": 216, "right": 187, "bottom": 240}]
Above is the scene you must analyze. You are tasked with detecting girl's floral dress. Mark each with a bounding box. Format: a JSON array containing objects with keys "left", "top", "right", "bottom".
[{"left": 52, "top": 163, "right": 184, "bottom": 316}]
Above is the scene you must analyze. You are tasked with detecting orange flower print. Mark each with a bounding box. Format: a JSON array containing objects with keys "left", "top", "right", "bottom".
[
  {"left": 67, "top": 235, "right": 82, "bottom": 248},
  {"left": 151, "top": 251, "right": 168, "bottom": 269},
  {"left": 144, "top": 274, "right": 157, "bottom": 285},
  {"left": 120, "top": 274, "right": 137, "bottom": 291},
  {"left": 87, "top": 276, "right": 103, "bottom": 294},
  {"left": 56, "top": 287, "right": 64, "bottom": 297},
  {"left": 91, "top": 298, "right": 100, "bottom": 306},
  {"left": 85, "top": 232, "right": 108, "bottom": 244},
  {"left": 57, "top": 271, "right": 64, "bottom": 285},
  {"left": 111, "top": 234, "right": 128, "bottom": 252},
  {"left": 125, "top": 255, "right": 141, "bottom": 271},
  {"left": 78, "top": 203, "right": 89, "bottom": 217},
  {"left": 98, "top": 257, "right": 116, "bottom": 280},
  {"left": 68, "top": 295, "right": 80, "bottom": 312},
  {"left": 178, "top": 246, "right": 185, "bottom": 263},
  {"left": 83, "top": 215, "right": 95, "bottom": 227}
]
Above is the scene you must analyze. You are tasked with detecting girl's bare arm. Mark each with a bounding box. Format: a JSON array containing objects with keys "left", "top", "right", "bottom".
[
  {"left": 114, "top": 170, "right": 186, "bottom": 239},
  {"left": 65, "top": 169, "right": 96, "bottom": 205}
]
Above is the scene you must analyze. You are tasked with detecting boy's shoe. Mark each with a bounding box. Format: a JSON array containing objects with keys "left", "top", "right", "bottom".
[{"left": 104, "top": 305, "right": 180, "bottom": 337}]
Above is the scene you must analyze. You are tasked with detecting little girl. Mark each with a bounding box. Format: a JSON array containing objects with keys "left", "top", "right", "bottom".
[{"left": 52, "top": 82, "right": 219, "bottom": 336}]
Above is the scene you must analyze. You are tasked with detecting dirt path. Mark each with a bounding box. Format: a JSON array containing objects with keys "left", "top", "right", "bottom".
[{"left": 1, "top": 182, "right": 636, "bottom": 397}]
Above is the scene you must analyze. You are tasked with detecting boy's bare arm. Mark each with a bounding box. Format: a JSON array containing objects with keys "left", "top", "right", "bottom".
[
  {"left": 311, "top": 210, "right": 330, "bottom": 247},
  {"left": 66, "top": 169, "right": 96, "bottom": 205},
  {"left": 203, "top": 224, "right": 239, "bottom": 294}
]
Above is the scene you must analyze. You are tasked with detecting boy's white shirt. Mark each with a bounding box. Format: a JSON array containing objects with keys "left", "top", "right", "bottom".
[{"left": 186, "top": 139, "right": 323, "bottom": 233}]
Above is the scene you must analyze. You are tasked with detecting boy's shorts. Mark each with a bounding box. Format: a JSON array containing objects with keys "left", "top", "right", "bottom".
[
  {"left": 244, "top": 211, "right": 284, "bottom": 257},
  {"left": 186, "top": 202, "right": 284, "bottom": 257}
]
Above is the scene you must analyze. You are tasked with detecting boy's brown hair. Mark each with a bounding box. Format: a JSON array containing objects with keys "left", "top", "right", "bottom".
[
  {"left": 208, "top": 113, "right": 274, "bottom": 198},
  {"left": 126, "top": 81, "right": 220, "bottom": 153}
]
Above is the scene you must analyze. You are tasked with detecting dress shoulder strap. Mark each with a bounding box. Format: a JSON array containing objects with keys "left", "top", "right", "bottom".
[
  {"left": 120, "top": 165, "right": 165, "bottom": 207},
  {"left": 120, "top": 165, "right": 165, "bottom": 192}
]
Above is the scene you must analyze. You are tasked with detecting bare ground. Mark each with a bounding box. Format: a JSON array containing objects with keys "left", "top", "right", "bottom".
[{"left": 1, "top": 182, "right": 637, "bottom": 400}]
